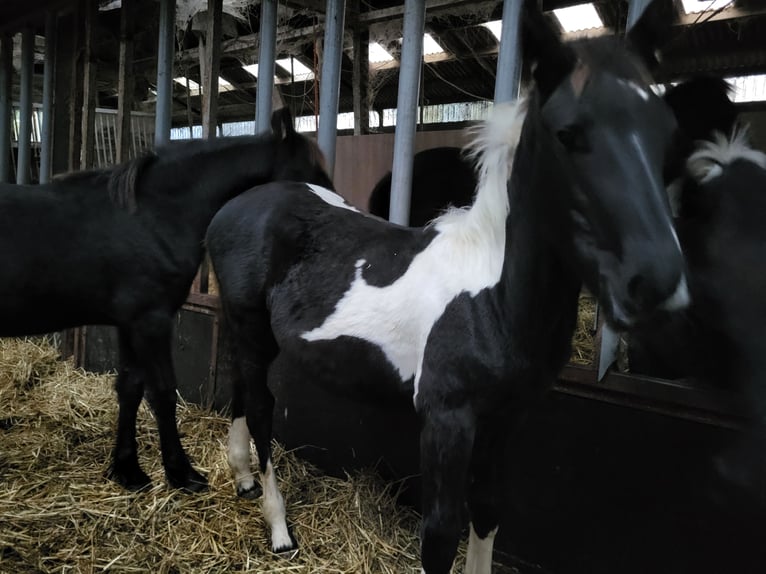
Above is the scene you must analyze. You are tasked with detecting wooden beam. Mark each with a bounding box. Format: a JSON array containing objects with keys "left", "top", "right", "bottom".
[
  {"left": 116, "top": 0, "right": 135, "bottom": 163},
  {"left": 351, "top": 0, "right": 369, "bottom": 136}
]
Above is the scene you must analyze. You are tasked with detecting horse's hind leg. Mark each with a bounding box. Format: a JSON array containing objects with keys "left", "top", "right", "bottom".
[
  {"left": 228, "top": 318, "right": 294, "bottom": 553},
  {"left": 464, "top": 418, "right": 512, "bottom": 574},
  {"left": 108, "top": 329, "right": 152, "bottom": 490},
  {"left": 127, "top": 317, "right": 207, "bottom": 492}
]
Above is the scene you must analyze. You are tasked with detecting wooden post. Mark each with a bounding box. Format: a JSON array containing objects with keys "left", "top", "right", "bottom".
[
  {"left": 201, "top": 0, "right": 222, "bottom": 140},
  {"left": 155, "top": 0, "right": 175, "bottom": 146},
  {"left": 40, "top": 11, "right": 58, "bottom": 183},
  {"left": 17, "top": 27, "right": 35, "bottom": 185},
  {"left": 116, "top": 0, "right": 135, "bottom": 163},
  {"left": 352, "top": 0, "right": 370, "bottom": 136},
  {"left": 0, "top": 34, "right": 12, "bottom": 183},
  {"left": 68, "top": 2, "right": 85, "bottom": 172},
  {"left": 80, "top": 0, "right": 98, "bottom": 169},
  {"left": 52, "top": 10, "right": 75, "bottom": 177}
]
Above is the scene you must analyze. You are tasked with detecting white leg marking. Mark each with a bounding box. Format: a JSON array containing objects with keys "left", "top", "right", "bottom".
[
  {"left": 262, "top": 460, "right": 293, "bottom": 552},
  {"left": 228, "top": 416, "right": 256, "bottom": 493},
  {"left": 464, "top": 523, "right": 498, "bottom": 574}
]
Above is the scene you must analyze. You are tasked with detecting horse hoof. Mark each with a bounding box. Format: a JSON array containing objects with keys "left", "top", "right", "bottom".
[
  {"left": 237, "top": 485, "right": 262, "bottom": 500},
  {"left": 167, "top": 468, "right": 208, "bottom": 493},
  {"left": 107, "top": 464, "right": 152, "bottom": 491},
  {"left": 272, "top": 531, "right": 298, "bottom": 555}
]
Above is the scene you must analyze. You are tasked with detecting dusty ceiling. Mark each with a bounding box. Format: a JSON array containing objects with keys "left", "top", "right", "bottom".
[{"left": 3, "top": 0, "right": 766, "bottom": 128}]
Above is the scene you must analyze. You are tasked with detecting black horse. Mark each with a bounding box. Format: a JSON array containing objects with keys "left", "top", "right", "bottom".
[
  {"left": 0, "top": 109, "right": 332, "bottom": 493},
  {"left": 627, "top": 78, "right": 766, "bottom": 503},
  {"left": 368, "top": 146, "right": 476, "bottom": 226},
  {"left": 206, "top": 1, "right": 686, "bottom": 571}
]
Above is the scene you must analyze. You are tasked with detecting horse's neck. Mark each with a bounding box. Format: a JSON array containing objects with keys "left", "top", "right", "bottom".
[
  {"left": 148, "top": 142, "right": 274, "bottom": 231},
  {"left": 497, "top": 133, "right": 583, "bottom": 369}
]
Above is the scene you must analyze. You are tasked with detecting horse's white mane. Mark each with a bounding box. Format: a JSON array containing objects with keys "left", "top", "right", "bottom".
[
  {"left": 687, "top": 125, "right": 766, "bottom": 184},
  {"left": 431, "top": 98, "right": 528, "bottom": 239}
]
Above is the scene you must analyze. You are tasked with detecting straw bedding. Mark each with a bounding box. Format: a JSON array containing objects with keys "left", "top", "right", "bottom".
[
  {"left": 569, "top": 292, "right": 597, "bottom": 367},
  {"left": 0, "top": 338, "right": 519, "bottom": 574}
]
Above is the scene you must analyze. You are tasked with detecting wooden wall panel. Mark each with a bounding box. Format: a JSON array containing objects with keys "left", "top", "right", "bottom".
[{"left": 334, "top": 128, "right": 471, "bottom": 211}]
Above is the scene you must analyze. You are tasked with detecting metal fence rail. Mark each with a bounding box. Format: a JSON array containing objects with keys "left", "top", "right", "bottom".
[{"left": 8, "top": 103, "right": 155, "bottom": 181}]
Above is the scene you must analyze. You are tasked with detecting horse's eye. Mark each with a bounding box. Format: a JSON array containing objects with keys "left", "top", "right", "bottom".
[{"left": 557, "top": 125, "right": 590, "bottom": 153}]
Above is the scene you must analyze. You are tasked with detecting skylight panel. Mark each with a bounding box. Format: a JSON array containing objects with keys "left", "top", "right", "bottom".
[
  {"left": 423, "top": 33, "right": 444, "bottom": 56},
  {"left": 726, "top": 74, "right": 766, "bottom": 103},
  {"left": 553, "top": 3, "right": 604, "bottom": 33},
  {"left": 369, "top": 42, "right": 395, "bottom": 63},
  {"left": 275, "top": 58, "right": 315, "bottom": 82},
  {"left": 242, "top": 63, "right": 260, "bottom": 77},
  {"left": 174, "top": 76, "right": 201, "bottom": 91},
  {"left": 680, "top": 0, "right": 734, "bottom": 14},
  {"left": 173, "top": 76, "right": 233, "bottom": 94},
  {"left": 482, "top": 20, "right": 502, "bottom": 42}
]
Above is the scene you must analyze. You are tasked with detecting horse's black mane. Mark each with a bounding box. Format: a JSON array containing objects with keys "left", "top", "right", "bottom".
[{"left": 53, "top": 132, "right": 279, "bottom": 213}]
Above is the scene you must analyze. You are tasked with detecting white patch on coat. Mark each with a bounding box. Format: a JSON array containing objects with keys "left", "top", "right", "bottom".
[
  {"left": 464, "top": 523, "right": 498, "bottom": 574},
  {"left": 661, "top": 275, "right": 690, "bottom": 311},
  {"left": 687, "top": 127, "right": 766, "bottom": 184},
  {"left": 227, "top": 416, "right": 255, "bottom": 493},
  {"left": 300, "top": 101, "right": 527, "bottom": 404},
  {"left": 307, "top": 183, "right": 359, "bottom": 212},
  {"left": 262, "top": 460, "right": 292, "bottom": 552}
]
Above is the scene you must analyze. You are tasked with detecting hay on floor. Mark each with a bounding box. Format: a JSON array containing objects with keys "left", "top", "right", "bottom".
[
  {"left": 0, "top": 338, "right": 518, "bottom": 573},
  {"left": 569, "top": 292, "right": 597, "bottom": 367}
]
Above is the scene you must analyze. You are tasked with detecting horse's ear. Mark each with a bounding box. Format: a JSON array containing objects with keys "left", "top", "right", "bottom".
[
  {"left": 271, "top": 107, "right": 296, "bottom": 140},
  {"left": 522, "top": 0, "right": 577, "bottom": 103},
  {"left": 626, "top": 0, "right": 675, "bottom": 69}
]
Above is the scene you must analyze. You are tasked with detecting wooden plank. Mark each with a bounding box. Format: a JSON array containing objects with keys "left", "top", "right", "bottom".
[
  {"left": 116, "top": 0, "right": 134, "bottom": 164},
  {"left": 80, "top": 0, "right": 97, "bottom": 170}
]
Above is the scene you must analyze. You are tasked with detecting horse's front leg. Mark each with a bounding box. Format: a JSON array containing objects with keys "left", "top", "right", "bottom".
[
  {"left": 419, "top": 403, "right": 475, "bottom": 574},
  {"left": 128, "top": 318, "right": 207, "bottom": 492},
  {"left": 108, "top": 328, "right": 152, "bottom": 490},
  {"left": 464, "top": 415, "right": 514, "bottom": 574}
]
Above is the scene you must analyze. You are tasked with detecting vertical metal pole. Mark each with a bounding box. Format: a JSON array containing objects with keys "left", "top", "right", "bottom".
[
  {"left": 494, "top": 0, "right": 522, "bottom": 104},
  {"left": 0, "top": 34, "right": 12, "bottom": 183},
  {"left": 155, "top": 0, "right": 175, "bottom": 146},
  {"left": 17, "top": 27, "right": 35, "bottom": 185},
  {"left": 254, "top": 0, "right": 277, "bottom": 134},
  {"left": 388, "top": 0, "right": 425, "bottom": 225},
  {"left": 317, "top": 0, "right": 346, "bottom": 177},
  {"left": 40, "top": 12, "right": 57, "bottom": 183},
  {"left": 627, "top": 0, "right": 653, "bottom": 29}
]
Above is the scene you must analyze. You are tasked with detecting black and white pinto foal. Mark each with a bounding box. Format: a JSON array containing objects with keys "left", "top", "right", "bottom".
[{"left": 207, "top": 6, "right": 687, "bottom": 573}]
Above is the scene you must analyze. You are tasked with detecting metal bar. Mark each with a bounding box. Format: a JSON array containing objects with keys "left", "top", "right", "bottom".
[
  {"left": 202, "top": 0, "right": 223, "bottom": 140},
  {"left": 317, "top": 0, "right": 346, "bottom": 176},
  {"left": 40, "top": 12, "right": 57, "bottom": 184},
  {"left": 0, "top": 34, "right": 12, "bottom": 183},
  {"left": 116, "top": 0, "right": 135, "bottom": 163},
  {"left": 388, "top": 0, "right": 425, "bottom": 225},
  {"left": 494, "top": 0, "right": 522, "bottom": 104},
  {"left": 255, "top": 0, "right": 277, "bottom": 134},
  {"left": 17, "top": 27, "right": 35, "bottom": 185},
  {"left": 155, "top": 0, "right": 175, "bottom": 146}
]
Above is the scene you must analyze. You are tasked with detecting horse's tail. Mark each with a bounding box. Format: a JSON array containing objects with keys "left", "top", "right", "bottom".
[{"left": 107, "top": 152, "right": 157, "bottom": 213}]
